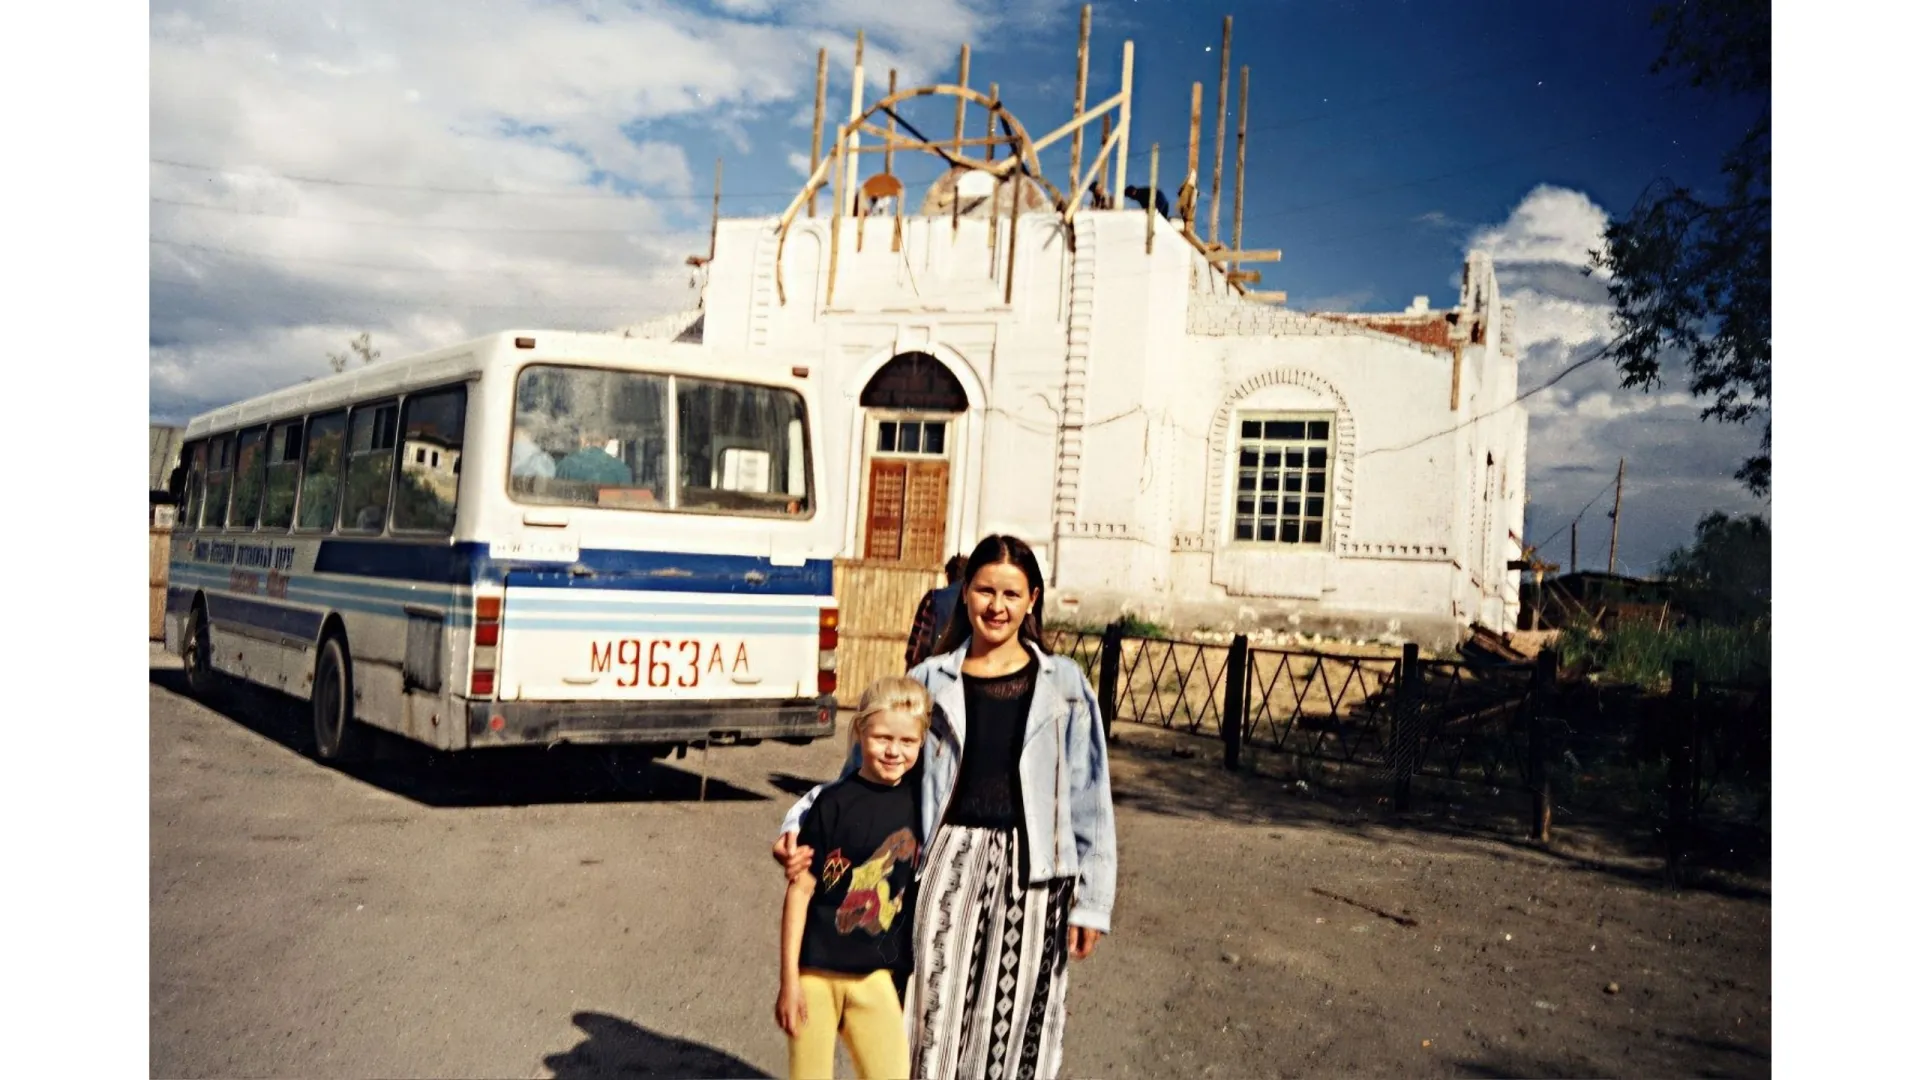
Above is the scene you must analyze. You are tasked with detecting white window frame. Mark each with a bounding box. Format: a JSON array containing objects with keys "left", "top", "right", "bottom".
[{"left": 1227, "top": 410, "right": 1336, "bottom": 550}]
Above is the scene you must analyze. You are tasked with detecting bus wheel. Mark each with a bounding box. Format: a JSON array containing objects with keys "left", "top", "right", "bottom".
[
  {"left": 312, "top": 635, "right": 366, "bottom": 763},
  {"left": 184, "top": 604, "right": 221, "bottom": 698}
]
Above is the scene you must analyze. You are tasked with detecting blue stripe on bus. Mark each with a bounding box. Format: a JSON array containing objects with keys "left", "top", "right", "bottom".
[
  {"left": 499, "top": 618, "right": 816, "bottom": 635},
  {"left": 497, "top": 598, "right": 819, "bottom": 618},
  {"left": 312, "top": 539, "right": 835, "bottom": 595},
  {"left": 205, "top": 593, "right": 326, "bottom": 642}
]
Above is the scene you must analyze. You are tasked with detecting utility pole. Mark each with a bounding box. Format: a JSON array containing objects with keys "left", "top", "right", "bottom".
[
  {"left": 1607, "top": 458, "right": 1624, "bottom": 575},
  {"left": 1570, "top": 520, "right": 1578, "bottom": 577}
]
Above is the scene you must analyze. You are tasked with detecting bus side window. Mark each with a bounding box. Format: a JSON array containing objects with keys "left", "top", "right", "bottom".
[
  {"left": 342, "top": 402, "right": 399, "bottom": 534},
  {"left": 202, "top": 434, "right": 235, "bottom": 531},
  {"left": 180, "top": 441, "right": 208, "bottom": 531},
  {"left": 393, "top": 385, "right": 466, "bottom": 535},
  {"left": 229, "top": 427, "right": 268, "bottom": 530},
  {"left": 261, "top": 419, "right": 304, "bottom": 530},
  {"left": 296, "top": 411, "right": 348, "bottom": 532}
]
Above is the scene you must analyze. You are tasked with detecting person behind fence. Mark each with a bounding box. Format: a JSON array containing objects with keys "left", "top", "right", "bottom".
[
  {"left": 774, "top": 675, "right": 930, "bottom": 1080},
  {"left": 904, "top": 554, "right": 969, "bottom": 670},
  {"left": 773, "top": 534, "right": 1118, "bottom": 1080}
]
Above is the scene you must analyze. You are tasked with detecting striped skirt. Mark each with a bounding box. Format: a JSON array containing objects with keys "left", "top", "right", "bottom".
[{"left": 909, "top": 824, "right": 1075, "bottom": 1080}]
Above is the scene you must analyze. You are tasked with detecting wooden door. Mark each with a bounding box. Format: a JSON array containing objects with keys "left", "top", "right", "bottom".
[{"left": 863, "top": 458, "right": 949, "bottom": 565}]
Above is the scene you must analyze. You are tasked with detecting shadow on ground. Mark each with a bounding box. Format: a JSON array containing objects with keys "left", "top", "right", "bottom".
[
  {"left": 543, "top": 1011, "right": 770, "bottom": 1079},
  {"left": 150, "top": 667, "right": 770, "bottom": 808},
  {"left": 1105, "top": 722, "right": 1770, "bottom": 902}
]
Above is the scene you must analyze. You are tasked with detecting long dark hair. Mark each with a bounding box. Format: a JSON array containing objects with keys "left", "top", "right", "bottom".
[{"left": 930, "top": 534, "right": 1052, "bottom": 658}]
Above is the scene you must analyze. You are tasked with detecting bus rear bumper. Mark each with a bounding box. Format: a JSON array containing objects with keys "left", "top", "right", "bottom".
[{"left": 464, "top": 696, "right": 838, "bottom": 749}]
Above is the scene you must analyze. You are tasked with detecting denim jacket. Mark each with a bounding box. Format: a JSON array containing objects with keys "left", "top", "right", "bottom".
[{"left": 778, "top": 637, "right": 1118, "bottom": 934}]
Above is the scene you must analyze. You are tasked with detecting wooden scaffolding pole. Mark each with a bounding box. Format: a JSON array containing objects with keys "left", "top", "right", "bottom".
[
  {"left": 1232, "top": 64, "right": 1249, "bottom": 276},
  {"left": 809, "top": 48, "right": 826, "bottom": 218},
  {"left": 1097, "top": 113, "right": 1112, "bottom": 207},
  {"left": 1113, "top": 41, "right": 1132, "bottom": 201},
  {"left": 1069, "top": 4, "right": 1092, "bottom": 197},
  {"left": 952, "top": 43, "right": 969, "bottom": 234},
  {"left": 1184, "top": 81, "right": 1202, "bottom": 235},
  {"left": 845, "top": 30, "right": 864, "bottom": 216},
  {"left": 1145, "top": 142, "right": 1159, "bottom": 254},
  {"left": 986, "top": 82, "right": 1000, "bottom": 257},
  {"left": 1210, "top": 16, "right": 1232, "bottom": 244}
]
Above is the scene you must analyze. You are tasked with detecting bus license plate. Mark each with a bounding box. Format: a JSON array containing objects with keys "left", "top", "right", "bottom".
[{"left": 588, "top": 638, "right": 752, "bottom": 689}]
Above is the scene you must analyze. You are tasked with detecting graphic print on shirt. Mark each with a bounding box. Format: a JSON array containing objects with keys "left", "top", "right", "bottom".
[
  {"left": 835, "top": 828, "right": 920, "bottom": 936},
  {"left": 821, "top": 849, "right": 852, "bottom": 891}
]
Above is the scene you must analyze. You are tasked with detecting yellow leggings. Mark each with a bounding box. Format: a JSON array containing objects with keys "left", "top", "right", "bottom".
[{"left": 787, "top": 968, "right": 909, "bottom": 1080}]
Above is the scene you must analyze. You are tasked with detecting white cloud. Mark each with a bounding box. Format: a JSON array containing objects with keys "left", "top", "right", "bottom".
[
  {"left": 1471, "top": 184, "right": 1610, "bottom": 271},
  {"left": 150, "top": 0, "right": 1032, "bottom": 422},
  {"left": 1475, "top": 185, "right": 1764, "bottom": 574}
]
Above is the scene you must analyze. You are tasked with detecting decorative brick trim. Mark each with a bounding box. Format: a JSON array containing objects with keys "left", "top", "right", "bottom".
[{"left": 1202, "top": 368, "right": 1356, "bottom": 552}]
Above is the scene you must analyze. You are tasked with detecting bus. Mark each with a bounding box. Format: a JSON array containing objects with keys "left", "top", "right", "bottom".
[{"left": 162, "top": 329, "right": 840, "bottom": 767}]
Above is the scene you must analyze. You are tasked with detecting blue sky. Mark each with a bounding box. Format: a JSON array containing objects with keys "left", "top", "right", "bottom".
[{"left": 148, "top": 0, "right": 1770, "bottom": 575}]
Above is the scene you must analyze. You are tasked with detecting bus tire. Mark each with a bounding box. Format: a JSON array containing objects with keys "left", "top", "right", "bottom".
[
  {"left": 184, "top": 601, "right": 221, "bottom": 699},
  {"left": 312, "top": 634, "right": 366, "bottom": 763}
]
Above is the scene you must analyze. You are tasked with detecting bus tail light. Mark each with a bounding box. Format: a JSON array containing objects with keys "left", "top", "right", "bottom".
[
  {"left": 818, "top": 607, "right": 838, "bottom": 696},
  {"left": 472, "top": 593, "right": 503, "bottom": 698}
]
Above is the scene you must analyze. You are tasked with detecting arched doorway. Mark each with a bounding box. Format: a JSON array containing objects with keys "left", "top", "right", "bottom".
[{"left": 857, "top": 352, "right": 968, "bottom": 565}]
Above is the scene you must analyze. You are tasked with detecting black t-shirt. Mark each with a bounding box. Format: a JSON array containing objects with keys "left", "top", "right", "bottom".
[
  {"left": 797, "top": 770, "right": 923, "bottom": 976},
  {"left": 945, "top": 658, "right": 1038, "bottom": 836}
]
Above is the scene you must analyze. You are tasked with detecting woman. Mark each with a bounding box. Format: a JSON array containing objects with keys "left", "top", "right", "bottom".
[{"left": 773, "top": 535, "right": 1117, "bottom": 1079}]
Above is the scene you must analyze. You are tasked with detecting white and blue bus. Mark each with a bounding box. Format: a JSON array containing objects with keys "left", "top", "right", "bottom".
[{"left": 163, "top": 330, "right": 840, "bottom": 764}]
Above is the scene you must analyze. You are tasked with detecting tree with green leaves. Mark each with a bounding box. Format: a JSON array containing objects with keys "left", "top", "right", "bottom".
[
  {"left": 1660, "top": 510, "right": 1769, "bottom": 625},
  {"left": 1591, "top": 0, "right": 1770, "bottom": 495}
]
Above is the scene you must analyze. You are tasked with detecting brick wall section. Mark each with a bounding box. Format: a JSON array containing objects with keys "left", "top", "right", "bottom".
[{"left": 1185, "top": 297, "right": 1454, "bottom": 356}]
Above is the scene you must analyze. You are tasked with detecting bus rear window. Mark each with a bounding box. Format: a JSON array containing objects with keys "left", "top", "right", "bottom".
[{"left": 510, "top": 365, "right": 809, "bottom": 517}]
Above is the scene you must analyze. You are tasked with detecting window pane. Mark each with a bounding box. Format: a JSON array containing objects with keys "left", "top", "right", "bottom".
[
  {"left": 1306, "top": 496, "right": 1325, "bottom": 519},
  {"left": 676, "top": 376, "right": 812, "bottom": 515},
  {"left": 1307, "top": 420, "right": 1330, "bottom": 441},
  {"left": 1263, "top": 451, "right": 1282, "bottom": 468},
  {"left": 1236, "top": 497, "right": 1254, "bottom": 515},
  {"left": 512, "top": 366, "right": 668, "bottom": 510},
  {"left": 925, "top": 422, "right": 946, "bottom": 455},
  {"left": 1276, "top": 420, "right": 1306, "bottom": 440},
  {"left": 1234, "top": 519, "right": 1254, "bottom": 541},
  {"left": 342, "top": 403, "right": 398, "bottom": 533},
  {"left": 1281, "top": 520, "right": 1301, "bottom": 543},
  {"left": 900, "top": 422, "right": 922, "bottom": 454},
  {"left": 229, "top": 428, "right": 267, "bottom": 529},
  {"left": 1283, "top": 473, "right": 1302, "bottom": 493},
  {"left": 1285, "top": 448, "right": 1304, "bottom": 468},
  {"left": 1307, "top": 471, "right": 1326, "bottom": 494},
  {"left": 1258, "top": 520, "right": 1277, "bottom": 542},
  {"left": 1259, "top": 496, "right": 1278, "bottom": 516},
  {"left": 202, "top": 435, "right": 234, "bottom": 530},
  {"left": 1303, "top": 521, "right": 1323, "bottom": 543},
  {"left": 1262, "top": 420, "right": 1285, "bottom": 439},
  {"left": 1237, "top": 470, "right": 1257, "bottom": 492},
  {"left": 1260, "top": 473, "right": 1280, "bottom": 492},
  {"left": 1283, "top": 497, "right": 1301, "bottom": 517},
  {"left": 878, "top": 421, "right": 897, "bottom": 453},
  {"left": 261, "top": 421, "right": 302, "bottom": 530},
  {"left": 1239, "top": 449, "right": 1258, "bottom": 467},
  {"left": 297, "top": 413, "right": 346, "bottom": 531},
  {"left": 1308, "top": 447, "right": 1328, "bottom": 468},
  {"left": 394, "top": 387, "right": 467, "bottom": 533},
  {"left": 182, "top": 442, "right": 208, "bottom": 531},
  {"left": 1240, "top": 420, "right": 1260, "bottom": 439}
]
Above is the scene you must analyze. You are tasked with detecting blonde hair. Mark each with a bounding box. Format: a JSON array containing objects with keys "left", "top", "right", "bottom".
[{"left": 850, "top": 675, "right": 933, "bottom": 748}]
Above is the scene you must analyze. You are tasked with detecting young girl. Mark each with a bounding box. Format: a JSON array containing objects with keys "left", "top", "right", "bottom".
[{"left": 774, "top": 676, "right": 931, "bottom": 1080}]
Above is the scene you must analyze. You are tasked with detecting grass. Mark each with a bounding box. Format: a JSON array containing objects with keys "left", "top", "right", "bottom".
[{"left": 1558, "top": 616, "right": 1770, "bottom": 691}]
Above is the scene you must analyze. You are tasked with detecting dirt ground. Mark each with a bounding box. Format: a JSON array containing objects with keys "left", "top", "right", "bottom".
[{"left": 150, "top": 649, "right": 1769, "bottom": 1078}]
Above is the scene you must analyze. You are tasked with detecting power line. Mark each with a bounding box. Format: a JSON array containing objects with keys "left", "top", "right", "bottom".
[
  {"left": 151, "top": 157, "right": 796, "bottom": 201},
  {"left": 153, "top": 195, "right": 655, "bottom": 235},
  {"left": 149, "top": 237, "right": 660, "bottom": 278},
  {"left": 1531, "top": 474, "right": 1619, "bottom": 555}
]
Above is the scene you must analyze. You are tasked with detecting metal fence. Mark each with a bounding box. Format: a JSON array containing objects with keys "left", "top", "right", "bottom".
[{"left": 1045, "top": 623, "right": 1769, "bottom": 878}]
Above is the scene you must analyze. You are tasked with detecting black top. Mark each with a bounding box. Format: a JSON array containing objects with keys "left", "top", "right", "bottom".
[
  {"left": 797, "top": 771, "right": 923, "bottom": 976},
  {"left": 945, "top": 657, "right": 1038, "bottom": 837}
]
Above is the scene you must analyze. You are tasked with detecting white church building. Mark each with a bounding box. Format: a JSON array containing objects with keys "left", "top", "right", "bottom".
[{"left": 627, "top": 60, "right": 1527, "bottom": 648}]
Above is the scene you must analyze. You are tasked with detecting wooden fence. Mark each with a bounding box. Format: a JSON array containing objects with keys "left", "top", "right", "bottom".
[
  {"left": 149, "top": 514, "right": 173, "bottom": 640},
  {"left": 830, "top": 558, "right": 941, "bottom": 709}
]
